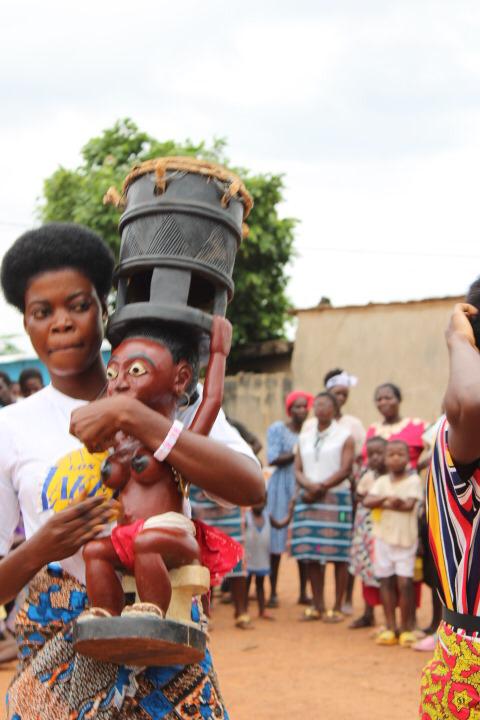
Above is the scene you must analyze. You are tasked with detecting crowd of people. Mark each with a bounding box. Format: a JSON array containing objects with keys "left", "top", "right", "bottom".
[
  {"left": 208, "top": 372, "right": 440, "bottom": 654},
  {"left": 1, "top": 222, "right": 480, "bottom": 719}
]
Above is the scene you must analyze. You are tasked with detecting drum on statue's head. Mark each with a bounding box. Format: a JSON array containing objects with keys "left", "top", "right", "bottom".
[{"left": 104, "top": 157, "right": 253, "bottom": 349}]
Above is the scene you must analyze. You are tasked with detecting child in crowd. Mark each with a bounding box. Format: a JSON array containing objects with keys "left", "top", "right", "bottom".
[
  {"left": 363, "top": 439, "right": 423, "bottom": 647},
  {"left": 245, "top": 496, "right": 294, "bottom": 621},
  {"left": 349, "top": 436, "right": 387, "bottom": 629}
]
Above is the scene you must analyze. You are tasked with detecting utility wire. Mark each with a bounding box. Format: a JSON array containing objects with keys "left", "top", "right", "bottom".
[{"left": 299, "top": 246, "right": 480, "bottom": 259}]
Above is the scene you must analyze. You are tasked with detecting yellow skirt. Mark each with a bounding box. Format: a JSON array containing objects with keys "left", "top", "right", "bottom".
[{"left": 420, "top": 622, "right": 480, "bottom": 718}]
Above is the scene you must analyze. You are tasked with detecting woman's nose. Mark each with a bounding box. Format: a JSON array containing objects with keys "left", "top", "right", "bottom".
[{"left": 51, "top": 311, "right": 74, "bottom": 332}]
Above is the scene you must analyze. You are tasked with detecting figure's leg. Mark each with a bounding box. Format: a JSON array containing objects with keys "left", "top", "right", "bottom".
[
  {"left": 333, "top": 561, "right": 349, "bottom": 613},
  {"left": 231, "top": 576, "right": 249, "bottom": 619},
  {"left": 308, "top": 561, "right": 326, "bottom": 614},
  {"left": 379, "top": 576, "right": 397, "bottom": 631},
  {"left": 83, "top": 538, "right": 125, "bottom": 616},
  {"left": 269, "top": 553, "right": 281, "bottom": 603},
  {"left": 397, "top": 576, "right": 415, "bottom": 633},
  {"left": 255, "top": 575, "right": 266, "bottom": 617},
  {"left": 133, "top": 528, "right": 200, "bottom": 615},
  {"left": 297, "top": 560, "right": 310, "bottom": 604}
]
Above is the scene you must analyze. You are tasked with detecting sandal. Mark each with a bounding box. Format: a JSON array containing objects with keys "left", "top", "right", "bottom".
[
  {"left": 235, "top": 613, "right": 254, "bottom": 630},
  {"left": 300, "top": 607, "right": 322, "bottom": 621},
  {"left": 322, "top": 610, "right": 345, "bottom": 624},
  {"left": 375, "top": 629, "right": 398, "bottom": 646}
]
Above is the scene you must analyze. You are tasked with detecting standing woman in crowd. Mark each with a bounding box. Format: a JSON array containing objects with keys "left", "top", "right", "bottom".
[
  {"left": 0, "top": 224, "right": 264, "bottom": 720},
  {"left": 291, "top": 392, "right": 354, "bottom": 621},
  {"left": 266, "top": 391, "right": 313, "bottom": 607},
  {"left": 323, "top": 369, "right": 366, "bottom": 460},
  {"left": 363, "top": 383, "right": 428, "bottom": 470}
]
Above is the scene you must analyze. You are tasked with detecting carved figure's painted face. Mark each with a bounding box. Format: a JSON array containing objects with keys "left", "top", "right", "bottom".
[{"left": 106, "top": 337, "right": 179, "bottom": 410}]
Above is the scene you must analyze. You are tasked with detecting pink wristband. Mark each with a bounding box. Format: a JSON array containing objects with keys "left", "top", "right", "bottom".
[{"left": 154, "top": 419, "right": 184, "bottom": 462}]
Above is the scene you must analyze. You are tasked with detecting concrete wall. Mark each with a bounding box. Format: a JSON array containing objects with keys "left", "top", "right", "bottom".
[
  {"left": 223, "top": 371, "right": 292, "bottom": 462},
  {"left": 291, "top": 297, "right": 462, "bottom": 427}
]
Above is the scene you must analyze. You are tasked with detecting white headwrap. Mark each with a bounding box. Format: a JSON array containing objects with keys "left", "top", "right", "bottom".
[{"left": 325, "top": 371, "right": 358, "bottom": 390}]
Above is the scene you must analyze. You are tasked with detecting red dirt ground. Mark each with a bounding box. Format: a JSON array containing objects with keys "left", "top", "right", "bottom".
[{"left": 1, "top": 557, "right": 431, "bottom": 719}]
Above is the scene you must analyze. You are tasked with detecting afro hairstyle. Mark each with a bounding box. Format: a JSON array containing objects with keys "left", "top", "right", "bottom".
[{"left": 1, "top": 223, "right": 114, "bottom": 312}]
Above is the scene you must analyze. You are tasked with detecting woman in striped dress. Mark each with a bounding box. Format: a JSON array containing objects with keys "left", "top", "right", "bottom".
[
  {"left": 291, "top": 392, "right": 354, "bottom": 622},
  {"left": 421, "top": 298, "right": 480, "bottom": 717}
]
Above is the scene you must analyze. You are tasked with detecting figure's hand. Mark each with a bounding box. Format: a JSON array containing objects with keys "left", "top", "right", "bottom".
[
  {"left": 210, "top": 316, "right": 233, "bottom": 356},
  {"left": 31, "top": 495, "right": 116, "bottom": 565},
  {"left": 70, "top": 396, "right": 135, "bottom": 452},
  {"left": 446, "top": 303, "right": 478, "bottom": 348}
]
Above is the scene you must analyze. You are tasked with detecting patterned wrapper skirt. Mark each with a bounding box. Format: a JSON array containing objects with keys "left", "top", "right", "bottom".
[
  {"left": 348, "top": 505, "right": 379, "bottom": 587},
  {"left": 289, "top": 489, "right": 353, "bottom": 563},
  {"left": 190, "top": 487, "right": 246, "bottom": 579},
  {"left": 6, "top": 565, "right": 228, "bottom": 720},
  {"left": 420, "top": 622, "right": 480, "bottom": 719}
]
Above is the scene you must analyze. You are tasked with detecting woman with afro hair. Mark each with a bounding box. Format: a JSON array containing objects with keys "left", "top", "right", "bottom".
[{"left": 0, "top": 222, "right": 264, "bottom": 720}]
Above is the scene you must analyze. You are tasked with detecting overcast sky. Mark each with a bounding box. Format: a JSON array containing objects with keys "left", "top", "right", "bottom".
[{"left": 2, "top": 0, "right": 480, "bottom": 342}]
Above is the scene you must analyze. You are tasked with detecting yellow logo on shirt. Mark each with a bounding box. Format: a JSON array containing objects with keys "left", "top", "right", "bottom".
[{"left": 41, "top": 447, "right": 112, "bottom": 512}]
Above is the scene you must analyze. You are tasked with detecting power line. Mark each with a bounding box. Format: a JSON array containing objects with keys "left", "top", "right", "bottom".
[{"left": 299, "top": 246, "right": 480, "bottom": 259}]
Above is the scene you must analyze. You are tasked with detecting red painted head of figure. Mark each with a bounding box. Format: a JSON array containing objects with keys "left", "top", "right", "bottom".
[{"left": 106, "top": 324, "right": 200, "bottom": 418}]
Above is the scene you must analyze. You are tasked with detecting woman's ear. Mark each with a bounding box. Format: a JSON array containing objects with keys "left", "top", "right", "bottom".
[{"left": 174, "top": 361, "right": 193, "bottom": 397}]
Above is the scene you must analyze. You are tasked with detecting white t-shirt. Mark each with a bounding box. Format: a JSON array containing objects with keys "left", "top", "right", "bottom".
[
  {"left": 297, "top": 420, "right": 352, "bottom": 492},
  {"left": 369, "top": 473, "right": 423, "bottom": 548},
  {"left": 0, "top": 383, "right": 257, "bottom": 582}
]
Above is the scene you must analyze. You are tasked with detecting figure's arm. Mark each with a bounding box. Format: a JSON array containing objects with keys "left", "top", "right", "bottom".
[
  {"left": 270, "top": 498, "right": 295, "bottom": 529},
  {"left": 443, "top": 303, "right": 480, "bottom": 464},
  {"left": 71, "top": 397, "right": 264, "bottom": 507},
  {"left": 294, "top": 450, "right": 311, "bottom": 490},
  {"left": 389, "top": 497, "right": 417, "bottom": 512},
  {"left": 316, "top": 436, "right": 355, "bottom": 495},
  {"left": 363, "top": 493, "right": 388, "bottom": 509},
  {"left": 189, "top": 316, "right": 232, "bottom": 437}
]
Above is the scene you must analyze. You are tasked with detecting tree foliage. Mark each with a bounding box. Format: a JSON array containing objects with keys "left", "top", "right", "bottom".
[{"left": 40, "top": 119, "right": 296, "bottom": 355}]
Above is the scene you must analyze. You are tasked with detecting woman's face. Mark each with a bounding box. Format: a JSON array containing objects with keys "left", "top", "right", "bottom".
[
  {"left": 289, "top": 397, "right": 309, "bottom": 423},
  {"left": 375, "top": 386, "right": 400, "bottom": 421},
  {"left": 314, "top": 396, "right": 336, "bottom": 424},
  {"left": 106, "top": 337, "right": 191, "bottom": 411},
  {"left": 329, "top": 384, "right": 349, "bottom": 409},
  {"left": 24, "top": 269, "right": 105, "bottom": 378}
]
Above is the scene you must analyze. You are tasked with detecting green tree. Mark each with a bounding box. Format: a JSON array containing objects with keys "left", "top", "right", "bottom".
[{"left": 40, "top": 119, "right": 296, "bottom": 356}]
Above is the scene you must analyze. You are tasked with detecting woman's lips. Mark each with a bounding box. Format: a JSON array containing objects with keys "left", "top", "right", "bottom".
[{"left": 48, "top": 343, "right": 84, "bottom": 354}]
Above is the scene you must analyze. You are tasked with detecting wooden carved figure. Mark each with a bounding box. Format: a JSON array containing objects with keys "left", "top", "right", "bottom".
[{"left": 76, "top": 317, "right": 232, "bottom": 663}]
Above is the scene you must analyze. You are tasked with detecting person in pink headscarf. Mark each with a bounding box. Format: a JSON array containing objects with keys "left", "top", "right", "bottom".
[{"left": 266, "top": 390, "right": 313, "bottom": 607}]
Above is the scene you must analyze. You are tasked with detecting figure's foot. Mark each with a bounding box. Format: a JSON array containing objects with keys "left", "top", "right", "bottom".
[
  {"left": 322, "top": 610, "right": 345, "bottom": 624},
  {"left": 398, "top": 630, "right": 417, "bottom": 648},
  {"left": 267, "top": 595, "right": 279, "bottom": 608},
  {"left": 79, "top": 607, "right": 113, "bottom": 621},
  {"left": 300, "top": 607, "right": 322, "bottom": 622},
  {"left": 412, "top": 634, "right": 437, "bottom": 652},
  {"left": 235, "top": 613, "right": 254, "bottom": 630},
  {"left": 349, "top": 614, "right": 374, "bottom": 630},
  {"left": 341, "top": 602, "right": 353, "bottom": 616},
  {"left": 121, "top": 603, "right": 164, "bottom": 619},
  {"left": 259, "top": 612, "right": 276, "bottom": 621},
  {"left": 375, "top": 629, "right": 398, "bottom": 646},
  {"left": 297, "top": 595, "right": 312, "bottom": 606}
]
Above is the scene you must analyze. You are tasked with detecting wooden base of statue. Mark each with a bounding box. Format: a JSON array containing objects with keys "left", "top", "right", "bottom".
[{"left": 73, "top": 564, "right": 210, "bottom": 666}]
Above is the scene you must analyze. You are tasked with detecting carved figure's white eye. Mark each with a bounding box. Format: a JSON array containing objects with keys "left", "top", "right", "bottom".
[
  {"left": 106, "top": 366, "right": 118, "bottom": 380},
  {"left": 128, "top": 361, "right": 147, "bottom": 377}
]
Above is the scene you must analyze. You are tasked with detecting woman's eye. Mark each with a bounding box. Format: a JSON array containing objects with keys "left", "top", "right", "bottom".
[
  {"left": 32, "top": 308, "right": 49, "bottom": 320},
  {"left": 71, "top": 300, "right": 91, "bottom": 313},
  {"left": 106, "top": 366, "right": 118, "bottom": 380},
  {"left": 128, "top": 361, "right": 147, "bottom": 377}
]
